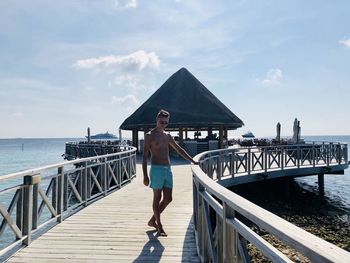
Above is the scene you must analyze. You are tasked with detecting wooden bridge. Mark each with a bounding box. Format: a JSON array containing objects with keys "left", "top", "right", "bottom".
[
  {"left": 1, "top": 142, "right": 350, "bottom": 262},
  {"left": 5, "top": 165, "right": 199, "bottom": 262}
]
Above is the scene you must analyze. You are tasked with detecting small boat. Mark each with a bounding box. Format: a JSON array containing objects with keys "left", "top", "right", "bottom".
[
  {"left": 87, "top": 132, "right": 118, "bottom": 140},
  {"left": 242, "top": 131, "right": 255, "bottom": 138}
]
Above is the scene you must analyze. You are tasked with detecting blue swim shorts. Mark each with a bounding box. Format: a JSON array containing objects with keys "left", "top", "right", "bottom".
[{"left": 150, "top": 165, "right": 173, "bottom": 189}]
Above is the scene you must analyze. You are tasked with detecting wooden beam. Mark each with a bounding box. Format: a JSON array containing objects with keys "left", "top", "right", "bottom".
[
  {"left": 224, "top": 127, "right": 228, "bottom": 140},
  {"left": 219, "top": 126, "right": 223, "bottom": 149},
  {"left": 208, "top": 127, "right": 213, "bottom": 139},
  {"left": 132, "top": 129, "right": 139, "bottom": 152},
  {"left": 179, "top": 127, "right": 183, "bottom": 146}
]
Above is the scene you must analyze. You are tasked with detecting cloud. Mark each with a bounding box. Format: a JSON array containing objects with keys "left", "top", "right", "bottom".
[
  {"left": 339, "top": 38, "right": 350, "bottom": 48},
  {"left": 11, "top": 112, "right": 24, "bottom": 118},
  {"left": 74, "top": 50, "right": 160, "bottom": 72},
  {"left": 114, "top": 0, "right": 138, "bottom": 11},
  {"left": 111, "top": 94, "right": 140, "bottom": 107},
  {"left": 259, "top": 69, "right": 283, "bottom": 86}
]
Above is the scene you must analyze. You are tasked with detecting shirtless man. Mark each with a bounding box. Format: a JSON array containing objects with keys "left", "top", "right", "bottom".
[{"left": 142, "top": 109, "right": 198, "bottom": 236}]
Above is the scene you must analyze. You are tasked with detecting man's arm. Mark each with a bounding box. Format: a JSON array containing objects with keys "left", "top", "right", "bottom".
[
  {"left": 168, "top": 134, "right": 199, "bottom": 164},
  {"left": 142, "top": 134, "right": 151, "bottom": 186}
]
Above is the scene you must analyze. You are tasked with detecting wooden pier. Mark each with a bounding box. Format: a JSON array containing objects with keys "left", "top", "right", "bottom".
[{"left": 6, "top": 165, "right": 199, "bottom": 263}]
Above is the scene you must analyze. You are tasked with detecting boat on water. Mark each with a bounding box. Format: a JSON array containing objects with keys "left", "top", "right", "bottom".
[
  {"left": 242, "top": 130, "right": 255, "bottom": 138},
  {"left": 87, "top": 132, "right": 118, "bottom": 140}
]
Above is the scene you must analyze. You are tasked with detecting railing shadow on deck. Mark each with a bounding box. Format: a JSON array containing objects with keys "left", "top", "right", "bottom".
[{"left": 192, "top": 141, "right": 350, "bottom": 263}]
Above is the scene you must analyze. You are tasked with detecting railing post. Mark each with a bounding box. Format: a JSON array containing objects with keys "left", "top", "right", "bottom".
[
  {"left": 32, "top": 178, "right": 39, "bottom": 230},
  {"left": 281, "top": 146, "right": 284, "bottom": 170},
  {"left": 247, "top": 148, "right": 251, "bottom": 175},
  {"left": 208, "top": 154, "right": 213, "bottom": 179},
  {"left": 192, "top": 176, "right": 198, "bottom": 231},
  {"left": 223, "top": 202, "right": 237, "bottom": 263},
  {"left": 197, "top": 183, "right": 205, "bottom": 260},
  {"left": 22, "top": 174, "right": 40, "bottom": 246},
  {"left": 102, "top": 157, "right": 107, "bottom": 195},
  {"left": 128, "top": 152, "right": 132, "bottom": 180},
  {"left": 82, "top": 161, "right": 88, "bottom": 206},
  {"left": 216, "top": 212, "right": 224, "bottom": 263},
  {"left": 230, "top": 152, "right": 235, "bottom": 177},
  {"left": 337, "top": 143, "right": 341, "bottom": 165},
  {"left": 217, "top": 154, "right": 222, "bottom": 181},
  {"left": 16, "top": 188, "right": 23, "bottom": 239},
  {"left": 264, "top": 147, "right": 268, "bottom": 173},
  {"left": 118, "top": 155, "right": 122, "bottom": 187},
  {"left": 52, "top": 176, "right": 58, "bottom": 218},
  {"left": 57, "top": 167, "right": 64, "bottom": 223},
  {"left": 297, "top": 146, "right": 301, "bottom": 168},
  {"left": 63, "top": 169, "right": 68, "bottom": 211},
  {"left": 87, "top": 163, "right": 91, "bottom": 199},
  {"left": 326, "top": 143, "right": 330, "bottom": 166},
  {"left": 312, "top": 143, "right": 316, "bottom": 167},
  {"left": 345, "top": 144, "right": 348, "bottom": 164}
]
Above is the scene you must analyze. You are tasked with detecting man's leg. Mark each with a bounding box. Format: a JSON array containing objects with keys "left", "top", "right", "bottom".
[
  {"left": 148, "top": 187, "right": 173, "bottom": 229},
  {"left": 151, "top": 189, "right": 162, "bottom": 229},
  {"left": 157, "top": 187, "right": 172, "bottom": 236}
]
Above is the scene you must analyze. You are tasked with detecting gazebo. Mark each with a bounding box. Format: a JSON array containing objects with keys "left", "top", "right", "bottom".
[{"left": 120, "top": 67, "right": 244, "bottom": 153}]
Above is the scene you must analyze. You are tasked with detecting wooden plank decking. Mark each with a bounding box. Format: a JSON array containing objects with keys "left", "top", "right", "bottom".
[{"left": 7, "top": 164, "right": 199, "bottom": 263}]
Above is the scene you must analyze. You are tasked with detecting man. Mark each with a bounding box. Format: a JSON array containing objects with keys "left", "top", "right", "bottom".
[{"left": 142, "top": 109, "right": 198, "bottom": 236}]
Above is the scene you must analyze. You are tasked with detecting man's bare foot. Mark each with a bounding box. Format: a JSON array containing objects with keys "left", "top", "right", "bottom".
[
  {"left": 147, "top": 219, "right": 157, "bottom": 229},
  {"left": 157, "top": 225, "right": 167, "bottom": 237}
]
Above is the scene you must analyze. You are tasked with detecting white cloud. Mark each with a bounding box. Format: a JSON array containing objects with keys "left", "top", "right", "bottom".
[
  {"left": 339, "top": 38, "right": 350, "bottom": 48},
  {"left": 74, "top": 50, "right": 160, "bottom": 72},
  {"left": 11, "top": 112, "right": 24, "bottom": 118},
  {"left": 259, "top": 69, "right": 283, "bottom": 86},
  {"left": 111, "top": 94, "right": 140, "bottom": 107},
  {"left": 114, "top": 0, "right": 138, "bottom": 11}
]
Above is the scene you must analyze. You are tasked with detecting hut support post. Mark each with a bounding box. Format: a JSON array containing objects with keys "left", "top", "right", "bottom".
[
  {"left": 318, "top": 173, "right": 324, "bottom": 196},
  {"left": 208, "top": 127, "right": 213, "bottom": 139},
  {"left": 219, "top": 126, "right": 224, "bottom": 149},
  {"left": 142, "top": 128, "right": 150, "bottom": 154},
  {"left": 179, "top": 127, "right": 184, "bottom": 146},
  {"left": 185, "top": 128, "right": 188, "bottom": 140},
  {"left": 132, "top": 129, "right": 139, "bottom": 152}
]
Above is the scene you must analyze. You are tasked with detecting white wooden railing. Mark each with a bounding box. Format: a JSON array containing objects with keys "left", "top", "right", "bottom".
[
  {"left": 0, "top": 146, "right": 136, "bottom": 257},
  {"left": 192, "top": 142, "right": 349, "bottom": 262}
]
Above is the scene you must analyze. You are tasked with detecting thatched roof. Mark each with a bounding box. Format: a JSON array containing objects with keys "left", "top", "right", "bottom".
[{"left": 120, "top": 68, "right": 244, "bottom": 131}]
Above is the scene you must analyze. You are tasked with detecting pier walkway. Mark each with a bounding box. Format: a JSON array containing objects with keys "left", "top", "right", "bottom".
[{"left": 7, "top": 165, "right": 199, "bottom": 263}]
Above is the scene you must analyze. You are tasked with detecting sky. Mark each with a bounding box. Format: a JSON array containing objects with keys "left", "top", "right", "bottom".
[{"left": 0, "top": 0, "right": 349, "bottom": 138}]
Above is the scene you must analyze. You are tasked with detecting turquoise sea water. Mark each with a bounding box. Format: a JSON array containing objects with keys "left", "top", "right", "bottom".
[{"left": 0, "top": 138, "right": 82, "bottom": 176}]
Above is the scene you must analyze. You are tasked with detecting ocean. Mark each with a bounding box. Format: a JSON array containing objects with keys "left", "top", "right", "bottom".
[{"left": 0, "top": 138, "right": 82, "bottom": 176}]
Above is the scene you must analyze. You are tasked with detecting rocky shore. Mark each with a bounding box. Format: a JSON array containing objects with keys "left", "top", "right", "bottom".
[{"left": 231, "top": 178, "right": 350, "bottom": 262}]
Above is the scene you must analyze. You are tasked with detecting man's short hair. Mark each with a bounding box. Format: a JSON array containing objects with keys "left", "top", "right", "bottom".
[{"left": 157, "top": 109, "right": 170, "bottom": 119}]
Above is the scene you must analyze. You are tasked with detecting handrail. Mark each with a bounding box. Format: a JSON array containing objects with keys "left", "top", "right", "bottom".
[
  {"left": 0, "top": 146, "right": 137, "bottom": 258},
  {"left": 200, "top": 142, "right": 348, "bottom": 183},
  {"left": 0, "top": 145, "right": 133, "bottom": 181},
  {"left": 191, "top": 142, "right": 349, "bottom": 262}
]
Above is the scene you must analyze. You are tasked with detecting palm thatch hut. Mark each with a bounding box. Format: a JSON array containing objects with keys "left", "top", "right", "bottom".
[{"left": 120, "top": 67, "right": 244, "bottom": 153}]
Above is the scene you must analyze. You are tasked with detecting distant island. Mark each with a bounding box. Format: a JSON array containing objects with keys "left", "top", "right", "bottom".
[{"left": 87, "top": 132, "right": 118, "bottom": 140}]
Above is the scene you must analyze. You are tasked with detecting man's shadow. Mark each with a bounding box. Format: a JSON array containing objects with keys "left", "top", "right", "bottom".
[{"left": 133, "top": 230, "right": 164, "bottom": 263}]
